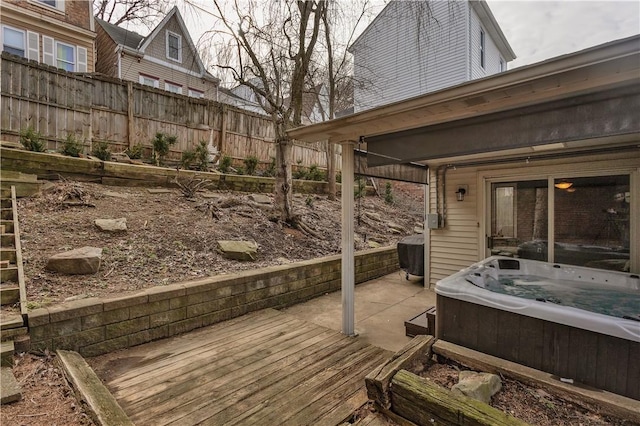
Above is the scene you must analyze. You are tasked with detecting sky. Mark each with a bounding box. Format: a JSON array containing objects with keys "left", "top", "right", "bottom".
[
  {"left": 172, "top": 0, "right": 640, "bottom": 71},
  {"left": 485, "top": 1, "right": 640, "bottom": 68}
]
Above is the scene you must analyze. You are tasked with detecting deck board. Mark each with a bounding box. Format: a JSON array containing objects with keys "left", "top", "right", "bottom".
[{"left": 90, "top": 309, "right": 391, "bottom": 426}]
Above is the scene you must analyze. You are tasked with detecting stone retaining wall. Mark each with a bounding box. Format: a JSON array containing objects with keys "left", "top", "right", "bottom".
[{"left": 28, "top": 247, "right": 399, "bottom": 357}]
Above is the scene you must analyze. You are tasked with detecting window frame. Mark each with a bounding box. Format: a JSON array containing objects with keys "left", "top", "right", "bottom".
[
  {"left": 165, "top": 81, "right": 183, "bottom": 95},
  {"left": 55, "top": 40, "right": 75, "bottom": 72},
  {"left": 166, "top": 31, "right": 182, "bottom": 63},
  {"left": 139, "top": 73, "right": 160, "bottom": 88},
  {"left": 2, "top": 25, "right": 26, "bottom": 58},
  {"left": 31, "top": 0, "right": 65, "bottom": 12},
  {"left": 188, "top": 88, "right": 204, "bottom": 98}
]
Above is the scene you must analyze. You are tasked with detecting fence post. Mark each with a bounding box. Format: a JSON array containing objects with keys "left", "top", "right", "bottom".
[
  {"left": 127, "top": 81, "right": 134, "bottom": 149},
  {"left": 219, "top": 104, "right": 227, "bottom": 155}
]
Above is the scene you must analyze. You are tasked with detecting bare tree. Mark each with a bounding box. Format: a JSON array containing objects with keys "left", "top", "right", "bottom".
[
  {"left": 93, "top": 0, "right": 170, "bottom": 28},
  {"left": 210, "top": 0, "right": 327, "bottom": 226}
]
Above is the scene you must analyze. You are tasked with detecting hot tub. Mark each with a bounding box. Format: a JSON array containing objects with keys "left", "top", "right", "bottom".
[{"left": 435, "top": 256, "right": 640, "bottom": 400}]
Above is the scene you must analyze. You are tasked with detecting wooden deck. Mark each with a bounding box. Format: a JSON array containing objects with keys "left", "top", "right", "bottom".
[{"left": 89, "top": 309, "right": 391, "bottom": 426}]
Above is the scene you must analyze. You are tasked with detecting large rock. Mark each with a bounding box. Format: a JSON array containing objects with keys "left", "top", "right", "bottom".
[
  {"left": 46, "top": 247, "right": 102, "bottom": 275},
  {"left": 94, "top": 218, "right": 127, "bottom": 233},
  {"left": 451, "top": 371, "right": 502, "bottom": 404},
  {"left": 217, "top": 240, "right": 258, "bottom": 261},
  {"left": 248, "top": 194, "right": 271, "bottom": 205}
]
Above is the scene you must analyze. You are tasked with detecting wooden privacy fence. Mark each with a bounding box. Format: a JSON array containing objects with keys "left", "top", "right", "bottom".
[{"left": 0, "top": 53, "right": 337, "bottom": 170}]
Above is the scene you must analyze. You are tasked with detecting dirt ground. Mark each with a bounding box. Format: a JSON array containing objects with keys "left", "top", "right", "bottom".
[
  {"left": 418, "top": 358, "right": 636, "bottom": 425},
  {"left": 16, "top": 180, "right": 423, "bottom": 307}
]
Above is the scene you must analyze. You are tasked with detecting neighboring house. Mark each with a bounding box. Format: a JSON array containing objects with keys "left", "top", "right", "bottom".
[
  {"left": 0, "top": 0, "right": 95, "bottom": 72},
  {"left": 95, "top": 6, "right": 219, "bottom": 100},
  {"left": 229, "top": 81, "right": 330, "bottom": 124},
  {"left": 348, "top": 0, "right": 516, "bottom": 112}
]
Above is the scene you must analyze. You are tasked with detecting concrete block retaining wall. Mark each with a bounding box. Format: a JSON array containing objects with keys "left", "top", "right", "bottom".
[{"left": 28, "top": 247, "right": 400, "bottom": 357}]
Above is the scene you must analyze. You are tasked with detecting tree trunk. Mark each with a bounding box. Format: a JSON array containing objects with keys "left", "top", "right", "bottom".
[{"left": 274, "top": 132, "right": 294, "bottom": 224}]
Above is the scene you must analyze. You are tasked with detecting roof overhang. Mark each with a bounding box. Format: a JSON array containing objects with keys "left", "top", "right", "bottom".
[{"left": 289, "top": 35, "right": 640, "bottom": 173}]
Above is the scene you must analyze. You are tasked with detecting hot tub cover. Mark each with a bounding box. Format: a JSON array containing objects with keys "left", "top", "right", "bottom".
[{"left": 397, "top": 234, "right": 424, "bottom": 276}]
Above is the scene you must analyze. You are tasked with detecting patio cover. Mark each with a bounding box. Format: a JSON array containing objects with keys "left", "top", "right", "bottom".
[{"left": 288, "top": 35, "right": 640, "bottom": 336}]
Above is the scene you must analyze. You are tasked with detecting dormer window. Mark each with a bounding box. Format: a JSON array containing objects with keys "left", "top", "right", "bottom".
[{"left": 166, "top": 31, "right": 182, "bottom": 62}]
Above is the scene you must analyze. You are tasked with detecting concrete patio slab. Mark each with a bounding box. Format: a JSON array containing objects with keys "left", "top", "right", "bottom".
[{"left": 282, "top": 271, "right": 437, "bottom": 352}]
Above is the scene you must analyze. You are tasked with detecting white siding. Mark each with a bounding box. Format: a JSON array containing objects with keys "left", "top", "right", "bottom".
[
  {"left": 469, "top": 6, "right": 504, "bottom": 79},
  {"left": 427, "top": 152, "right": 640, "bottom": 286},
  {"left": 428, "top": 167, "right": 480, "bottom": 286},
  {"left": 352, "top": 1, "right": 469, "bottom": 112}
]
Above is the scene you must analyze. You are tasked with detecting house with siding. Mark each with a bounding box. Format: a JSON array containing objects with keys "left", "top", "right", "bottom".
[
  {"left": 95, "top": 6, "right": 219, "bottom": 100},
  {"left": 348, "top": 0, "right": 515, "bottom": 112},
  {"left": 0, "top": 0, "right": 94, "bottom": 72}
]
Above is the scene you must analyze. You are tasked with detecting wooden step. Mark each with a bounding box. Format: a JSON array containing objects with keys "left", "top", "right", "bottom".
[
  {"left": 0, "top": 234, "right": 14, "bottom": 248},
  {"left": 0, "top": 199, "right": 11, "bottom": 209},
  {"left": 0, "top": 209, "right": 12, "bottom": 221},
  {"left": 0, "top": 267, "right": 18, "bottom": 283},
  {"left": 0, "top": 284, "right": 20, "bottom": 305},
  {"left": 0, "top": 249, "right": 16, "bottom": 263},
  {"left": 1, "top": 340, "right": 14, "bottom": 367},
  {"left": 0, "top": 366, "right": 22, "bottom": 404},
  {"left": 0, "top": 312, "right": 23, "bottom": 330},
  {"left": 0, "top": 220, "right": 12, "bottom": 234},
  {"left": 0, "top": 188, "right": 10, "bottom": 198},
  {"left": 0, "top": 326, "right": 28, "bottom": 342}
]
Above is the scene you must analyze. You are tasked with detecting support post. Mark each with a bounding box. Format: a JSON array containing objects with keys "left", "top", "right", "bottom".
[
  {"left": 127, "top": 81, "right": 134, "bottom": 149},
  {"left": 340, "top": 140, "right": 356, "bottom": 336},
  {"left": 424, "top": 181, "right": 430, "bottom": 288}
]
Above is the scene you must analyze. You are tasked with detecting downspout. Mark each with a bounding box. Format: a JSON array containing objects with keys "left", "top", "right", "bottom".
[{"left": 117, "top": 46, "right": 122, "bottom": 79}]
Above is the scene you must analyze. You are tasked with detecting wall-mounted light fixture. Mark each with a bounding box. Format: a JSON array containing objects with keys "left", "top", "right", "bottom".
[
  {"left": 554, "top": 180, "right": 573, "bottom": 190},
  {"left": 455, "top": 185, "right": 468, "bottom": 202}
]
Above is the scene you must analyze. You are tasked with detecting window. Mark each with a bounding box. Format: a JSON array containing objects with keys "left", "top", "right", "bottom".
[
  {"left": 2, "top": 26, "right": 25, "bottom": 57},
  {"left": 480, "top": 29, "right": 485, "bottom": 69},
  {"left": 489, "top": 174, "right": 632, "bottom": 272},
  {"left": 188, "top": 88, "right": 204, "bottom": 98},
  {"left": 166, "top": 31, "right": 181, "bottom": 62},
  {"left": 165, "top": 82, "right": 182, "bottom": 94},
  {"left": 139, "top": 74, "right": 159, "bottom": 88},
  {"left": 33, "top": 0, "right": 64, "bottom": 11},
  {"left": 56, "top": 41, "right": 75, "bottom": 72}
]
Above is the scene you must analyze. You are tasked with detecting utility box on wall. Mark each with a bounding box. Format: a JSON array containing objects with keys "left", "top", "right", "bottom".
[{"left": 426, "top": 213, "right": 440, "bottom": 229}]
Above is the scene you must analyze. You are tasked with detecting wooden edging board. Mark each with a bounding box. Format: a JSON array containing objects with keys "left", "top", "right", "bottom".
[
  {"left": 56, "top": 350, "right": 133, "bottom": 426},
  {"left": 365, "top": 335, "right": 436, "bottom": 409},
  {"left": 432, "top": 340, "right": 640, "bottom": 424}
]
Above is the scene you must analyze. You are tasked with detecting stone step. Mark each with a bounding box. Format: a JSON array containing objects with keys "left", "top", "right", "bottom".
[
  {"left": 0, "top": 248, "right": 16, "bottom": 263},
  {"left": 1, "top": 340, "right": 14, "bottom": 367},
  {"left": 0, "top": 312, "right": 23, "bottom": 330},
  {"left": 0, "top": 266, "right": 18, "bottom": 283},
  {"left": 0, "top": 366, "right": 22, "bottom": 404},
  {"left": 0, "top": 284, "right": 20, "bottom": 305}
]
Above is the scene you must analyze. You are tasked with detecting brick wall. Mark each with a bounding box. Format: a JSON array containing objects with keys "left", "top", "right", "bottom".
[
  {"left": 27, "top": 247, "right": 400, "bottom": 357},
  {"left": 6, "top": 0, "right": 92, "bottom": 30}
]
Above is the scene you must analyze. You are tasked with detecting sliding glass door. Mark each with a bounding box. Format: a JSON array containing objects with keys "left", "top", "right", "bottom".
[{"left": 488, "top": 174, "right": 631, "bottom": 272}]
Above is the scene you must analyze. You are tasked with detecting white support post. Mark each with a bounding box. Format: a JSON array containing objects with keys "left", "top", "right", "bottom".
[
  {"left": 424, "top": 181, "right": 430, "bottom": 288},
  {"left": 340, "top": 141, "right": 356, "bottom": 336}
]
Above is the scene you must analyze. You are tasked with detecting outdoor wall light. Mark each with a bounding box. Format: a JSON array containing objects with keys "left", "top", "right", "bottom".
[
  {"left": 554, "top": 180, "right": 573, "bottom": 190},
  {"left": 455, "top": 186, "right": 467, "bottom": 201}
]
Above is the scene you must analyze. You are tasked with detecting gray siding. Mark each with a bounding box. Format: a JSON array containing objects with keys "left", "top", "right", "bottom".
[
  {"left": 469, "top": 5, "right": 504, "bottom": 79},
  {"left": 144, "top": 17, "right": 201, "bottom": 74},
  {"left": 352, "top": 1, "right": 469, "bottom": 112}
]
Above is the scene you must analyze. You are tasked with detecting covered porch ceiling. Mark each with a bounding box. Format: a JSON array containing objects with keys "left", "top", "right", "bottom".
[{"left": 289, "top": 35, "right": 640, "bottom": 176}]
